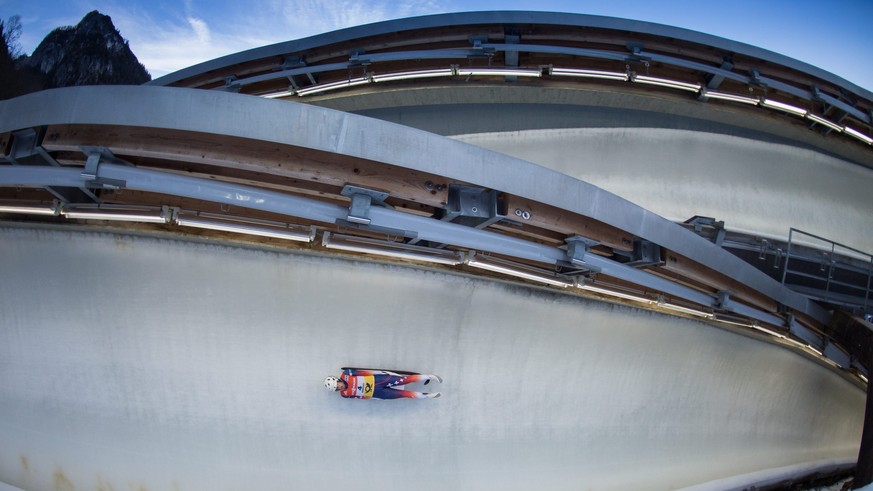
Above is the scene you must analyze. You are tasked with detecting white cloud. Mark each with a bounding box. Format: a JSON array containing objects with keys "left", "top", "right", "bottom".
[
  {"left": 105, "top": 5, "right": 256, "bottom": 79},
  {"left": 44, "top": 0, "right": 451, "bottom": 79},
  {"left": 273, "top": 0, "right": 449, "bottom": 39},
  {"left": 186, "top": 17, "right": 210, "bottom": 44}
]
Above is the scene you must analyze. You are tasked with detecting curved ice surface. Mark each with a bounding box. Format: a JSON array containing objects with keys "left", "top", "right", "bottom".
[{"left": 0, "top": 225, "right": 864, "bottom": 490}]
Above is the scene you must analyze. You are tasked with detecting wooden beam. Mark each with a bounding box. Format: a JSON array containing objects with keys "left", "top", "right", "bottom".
[
  {"left": 488, "top": 222, "right": 566, "bottom": 247},
  {"left": 661, "top": 249, "right": 778, "bottom": 314},
  {"left": 647, "top": 266, "right": 719, "bottom": 297},
  {"left": 42, "top": 124, "right": 451, "bottom": 208},
  {"left": 0, "top": 188, "right": 57, "bottom": 202},
  {"left": 41, "top": 124, "right": 642, "bottom": 252},
  {"left": 500, "top": 194, "right": 634, "bottom": 252}
]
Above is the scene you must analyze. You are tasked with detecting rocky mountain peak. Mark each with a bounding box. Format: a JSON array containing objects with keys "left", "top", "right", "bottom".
[{"left": 25, "top": 10, "right": 150, "bottom": 87}]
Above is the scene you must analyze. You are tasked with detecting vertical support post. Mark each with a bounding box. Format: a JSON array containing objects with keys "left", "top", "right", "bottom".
[
  {"left": 856, "top": 339, "right": 873, "bottom": 488},
  {"left": 865, "top": 256, "right": 872, "bottom": 315},
  {"left": 826, "top": 241, "right": 836, "bottom": 302},
  {"left": 781, "top": 228, "right": 794, "bottom": 286}
]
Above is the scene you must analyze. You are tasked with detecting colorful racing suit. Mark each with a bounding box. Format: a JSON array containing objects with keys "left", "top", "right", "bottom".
[{"left": 339, "top": 368, "right": 438, "bottom": 399}]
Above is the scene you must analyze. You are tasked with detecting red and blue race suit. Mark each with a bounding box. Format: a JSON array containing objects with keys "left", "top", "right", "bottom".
[{"left": 339, "top": 368, "right": 434, "bottom": 399}]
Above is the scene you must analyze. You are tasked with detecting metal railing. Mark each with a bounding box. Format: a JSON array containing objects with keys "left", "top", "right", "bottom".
[{"left": 782, "top": 228, "right": 873, "bottom": 315}]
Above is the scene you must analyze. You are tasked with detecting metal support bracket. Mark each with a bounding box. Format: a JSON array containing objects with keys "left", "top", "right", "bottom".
[
  {"left": 80, "top": 146, "right": 132, "bottom": 167},
  {"left": 10, "top": 128, "right": 40, "bottom": 162},
  {"left": 716, "top": 290, "right": 733, "bottom": 311},
  {"left": 9, "top": 129, "right": 100, "bottom": 203},
  {"left": 748, "top": 68, "right": 764, "bottom": 86},
  {"left": 282, "top": 57, "right": 307, "bottom": 88},
  {"left": 9, "top": 128, "right": 67, "bottom": 169},
  {"left": 565, "top": 235, "right": 600, "bottom": 267},
  {"left": 81, "top": 149, "right": 127, "bottom": 190},
  {"left": 469, "top": 37, "right": 495, "bottom": 58},
  {"left": 626, "top": 43, "right": 650, "bottom": 63},
  {"left": 282, "top": 56, "right": 306, "bottom": 69},
  {"left": 684, "top": 216, "right": 726, "bottom": 246},
  {"left": 222, "top": 76, "right": 241, "bottom": 93},
  {"left": 341, "top": 184, "right": 389, "bottom": 226},
  {"left": 348, "top": 49, "right": 370, "bottom": 67},
  {"left": 442, "top": 184, "right": 502, "bottom": 229},
  {"left": 625, "top": 239, "right": 662, "bottom": 268},
  {"left": 705, "top": 56, "right": 734, "bottom": 90}
]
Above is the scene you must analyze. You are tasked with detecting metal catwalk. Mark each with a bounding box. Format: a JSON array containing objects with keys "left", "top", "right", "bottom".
[{"left": 0, "top": 225, "right": 865, "bottom": 490}]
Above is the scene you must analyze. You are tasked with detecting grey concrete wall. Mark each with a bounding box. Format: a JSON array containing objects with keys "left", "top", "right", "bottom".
[{"left": 0, "top": 224, "right": 865, "bottom": 490}]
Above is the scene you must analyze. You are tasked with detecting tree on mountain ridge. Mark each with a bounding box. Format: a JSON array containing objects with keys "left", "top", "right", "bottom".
[{"left": 0, "top": 16, "right": 46, "bottom": 100}]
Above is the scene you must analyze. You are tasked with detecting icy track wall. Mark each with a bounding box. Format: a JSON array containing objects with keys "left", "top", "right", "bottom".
[
  {"left": 0, "top": 224, "right": 865, "bottom": 491},
  {"left": 455, "top": 127, "right": 873, "bottom": 252}
]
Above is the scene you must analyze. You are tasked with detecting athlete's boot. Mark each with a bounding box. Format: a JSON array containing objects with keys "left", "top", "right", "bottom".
[{"left": 423, "top": 374, "right": 442, "bottom": 385}]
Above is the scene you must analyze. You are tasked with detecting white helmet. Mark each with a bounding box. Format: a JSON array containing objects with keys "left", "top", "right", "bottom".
[{"left": 324, "top": 376, "right": 340, "bottom": 391}]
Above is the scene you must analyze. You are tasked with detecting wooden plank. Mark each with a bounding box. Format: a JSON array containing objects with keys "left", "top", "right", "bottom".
[
  {"left": 42, "top": 124, "right": 641, "bottom": 252},
  {"left": 488, "top": 222, "right": 566, "bottom": 247},
  {"left": 661, "top": 249, "right": 778, "bottom": 313},
  {"left": 42, "top": 124, "right": 452, "bottom": 209},
  {"left": 41, "top": 124, "right": 657, "bottom": 256},
  {"left": 56, "top": 153, "right": 348, "bottom": 201},
  {"left": 0, "top": 188, "right": 57, "bottom": 202},
  {"left": 501, "top": 194, "right": 634, "bottom": 252},
  {"left": 646, "top": 267, "right": 719, "bottom": 297}
]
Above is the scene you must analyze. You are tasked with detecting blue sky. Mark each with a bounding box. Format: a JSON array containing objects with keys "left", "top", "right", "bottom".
[{"left": 3, "top": 0, "right": 872, "bottom": 91}]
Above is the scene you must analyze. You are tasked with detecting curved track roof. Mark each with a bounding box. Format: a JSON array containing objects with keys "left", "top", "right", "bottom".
[
  {"left": 150, "top": 11, "right": 873, "bottom": 160},
  {"left": 152, "top": 11, "right": 873, "bottom": 100}
]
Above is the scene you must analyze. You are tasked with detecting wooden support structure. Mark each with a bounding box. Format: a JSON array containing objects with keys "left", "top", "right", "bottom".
[
  {"left": 0, "top": 122, "right": 850, "bottom": 340},
  {"left": 660, "top": 249, "right": 779, "bottom": 314},
  {"left": 42, "top": 124, "right": 452, "bottom": 208},
  {"left": 40, "top": 124, "right": 639, "bottom": 252},
  {"left": 500, "top": 194, "right": 634, "bottom": 252}
]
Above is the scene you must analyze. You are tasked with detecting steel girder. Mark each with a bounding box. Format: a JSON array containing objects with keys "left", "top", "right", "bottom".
[{"left": 149, "top": 11, "right": 873, "bottom": 107}]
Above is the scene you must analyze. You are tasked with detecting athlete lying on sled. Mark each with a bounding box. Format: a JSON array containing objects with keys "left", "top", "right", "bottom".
[{"left": 324, "top": 367, "right": 442, "bottom": 399}]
